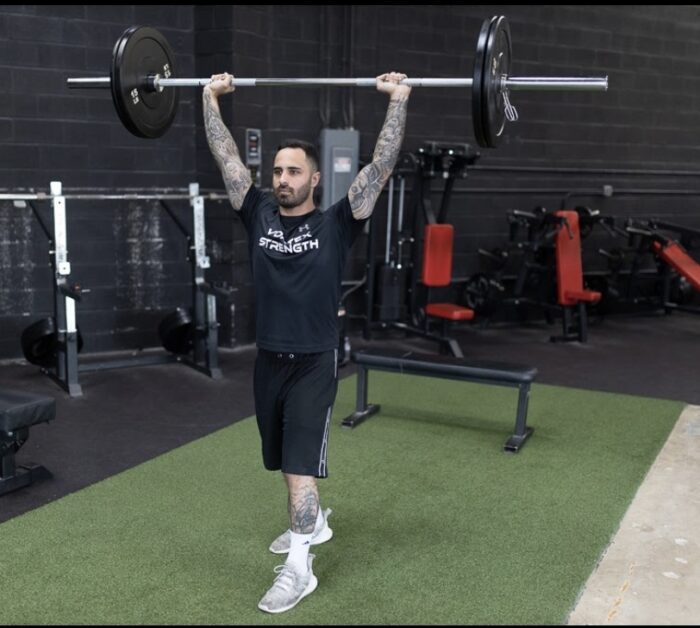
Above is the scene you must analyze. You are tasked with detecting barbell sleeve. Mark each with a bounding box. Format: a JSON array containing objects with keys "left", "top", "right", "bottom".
[
  {"left": 66, "top": 77, "right": 112, "bottom": 88},
  {"left": 506, "top": 77, "right": 609, "bottom": 91}
]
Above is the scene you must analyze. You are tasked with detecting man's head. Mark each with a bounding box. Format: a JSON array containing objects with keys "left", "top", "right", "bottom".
[{"left": 273, "top": 139, "right": 321, "bottom": 210}]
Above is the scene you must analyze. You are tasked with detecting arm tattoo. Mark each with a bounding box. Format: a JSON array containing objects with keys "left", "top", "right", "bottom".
[
  {"left": 349, "top": 95, "right": 408, "bottom": 220},
  {"left": 202, "top": 91, "right": 252, "bottom": 210}
]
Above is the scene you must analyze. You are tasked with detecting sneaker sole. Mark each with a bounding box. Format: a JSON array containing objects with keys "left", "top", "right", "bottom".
[{"left": 257, "top": 573, "right": 318, "bottom": 614}]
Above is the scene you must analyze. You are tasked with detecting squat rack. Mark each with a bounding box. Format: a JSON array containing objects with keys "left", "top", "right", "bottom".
[{"left": 0, "top": 182, "right": 232, "bottom": 397}]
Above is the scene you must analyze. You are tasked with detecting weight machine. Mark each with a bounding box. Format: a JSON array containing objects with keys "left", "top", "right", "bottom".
[
  {"left": 620, "top": 219, "right": 700, "bottom": 314},
  {"left": 464, "top": 205, "right": 612, "bottom": 342},
  {"left": 464, "top": 206, "right": 564, "bottom": 322},
  {"left": 363, "top": 142, "right": 480, "bottom": 357}
]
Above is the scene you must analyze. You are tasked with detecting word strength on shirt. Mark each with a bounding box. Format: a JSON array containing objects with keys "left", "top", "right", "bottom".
[{"left": 259, "top": 227, "right": 319, "bottom": 254}]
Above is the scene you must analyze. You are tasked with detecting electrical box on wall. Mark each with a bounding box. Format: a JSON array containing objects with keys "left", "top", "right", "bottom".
[
  {"left": 245, "top": 128, "right": 262, "bottom": 187},
  {"left": 319, "top": 128, "right": 360, "bottom": 211}
]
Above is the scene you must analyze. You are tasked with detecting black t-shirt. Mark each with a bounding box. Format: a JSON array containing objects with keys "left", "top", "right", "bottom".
[{"left": 239, "top": 185, "right": 367, "bottom": 353}]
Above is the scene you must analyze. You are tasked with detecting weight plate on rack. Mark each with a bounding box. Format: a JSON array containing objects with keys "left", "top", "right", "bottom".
[
  {"left": 158, "top": 307, "right": 194, "bottom": 355},
  {"left": 21, "top": 317, "right": 84, "bottom": 366}
]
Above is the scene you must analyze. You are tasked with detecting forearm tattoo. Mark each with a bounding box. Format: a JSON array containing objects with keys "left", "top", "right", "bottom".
[
  {"left": 349, "top": 95, "right": 409, "bottom": 220},
  {"left": 288, "top": 482, "right": 319, "bottom": 534},
  {"left": 202, "top": 92, "right": 252, "bottom": 210}
]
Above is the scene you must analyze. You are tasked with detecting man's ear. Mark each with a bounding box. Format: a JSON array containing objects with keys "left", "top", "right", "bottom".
[{"left": 312, "top": 170, "right": 321, "bottom": 187}]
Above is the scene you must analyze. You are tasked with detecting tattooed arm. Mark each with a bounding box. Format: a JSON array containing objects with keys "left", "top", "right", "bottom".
[
  {"left": 202, "top": 73, "right": 252, "bottom": 211},
  {"left": 348, "top": 72, "right": 411, "bottom": 220}
]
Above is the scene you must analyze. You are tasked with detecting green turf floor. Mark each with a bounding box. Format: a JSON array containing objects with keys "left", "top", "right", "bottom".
[{"left": 0, "top": 373, "right": 684, "bottom": 625}]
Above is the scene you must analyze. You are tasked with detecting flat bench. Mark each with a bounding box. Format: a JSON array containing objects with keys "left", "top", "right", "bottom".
[
  {"left": 341, "top": 349, "right": 537, "bottom": 453},
  {"left": 0, "top": 389, "right": 56, "bottom": 496}
]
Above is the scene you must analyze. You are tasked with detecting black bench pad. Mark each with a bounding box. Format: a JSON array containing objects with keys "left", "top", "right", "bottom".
[
  {"left": 0, "top": 390, "right": 56, "bottom": 432},
  {"left": 352, "top": 349, "right": 537, "bottom": 384}
]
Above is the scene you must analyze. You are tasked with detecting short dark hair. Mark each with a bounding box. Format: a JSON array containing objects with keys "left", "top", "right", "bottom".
[{"left": 276, "top": 139, "right": 320, "bottom": 172}]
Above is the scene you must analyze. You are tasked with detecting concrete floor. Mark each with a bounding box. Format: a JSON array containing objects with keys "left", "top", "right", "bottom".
[{"left": 567, "top": 404, "right": 700, "bottom": 625}]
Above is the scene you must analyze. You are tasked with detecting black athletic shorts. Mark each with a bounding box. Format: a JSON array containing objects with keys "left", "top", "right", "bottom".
[{"left": 253, "top": 348, "right": 339, "bottom": 478}]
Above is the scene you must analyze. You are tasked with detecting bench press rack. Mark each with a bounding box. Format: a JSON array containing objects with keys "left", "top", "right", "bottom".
[{"left": 1, "top": 182, "right": 230, "bottom": 397}]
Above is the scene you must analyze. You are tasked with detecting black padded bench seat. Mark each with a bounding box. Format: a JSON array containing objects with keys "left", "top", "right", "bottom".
[
  {"left": 0, "top": 389, "right": 56, "bottom": 496},
  {"left": 342, "top": 349, "right": 537, "bottom": 452}
]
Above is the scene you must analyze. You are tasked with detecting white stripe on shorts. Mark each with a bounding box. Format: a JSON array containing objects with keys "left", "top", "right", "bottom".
[
  {"left": 318, "top": 350, "right": 338, "bottom": 477},
  {"left": 318, "top": 405, "right": 332, "bottom": 477}
]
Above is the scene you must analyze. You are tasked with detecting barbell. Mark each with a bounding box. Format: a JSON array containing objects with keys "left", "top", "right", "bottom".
[{"left": 66, "top": 15, "right": 608, "bottom": 148}]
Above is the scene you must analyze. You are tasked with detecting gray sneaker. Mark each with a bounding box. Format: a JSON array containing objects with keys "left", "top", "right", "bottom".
[
  {"left": 257, "top": 554, "right": 318, "bottom": 614},
  {"left": 268, "top": 508, "right": 333, "bottom": 554}
]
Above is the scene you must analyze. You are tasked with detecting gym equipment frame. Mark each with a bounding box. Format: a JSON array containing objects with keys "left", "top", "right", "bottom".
[{"left": 1, "top": 183, "right": 229, "bottom": 397}]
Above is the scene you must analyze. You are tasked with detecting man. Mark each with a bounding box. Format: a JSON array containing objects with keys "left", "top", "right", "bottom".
[{"left": 203, "top": 71, "right": 411, "bottom": 614}]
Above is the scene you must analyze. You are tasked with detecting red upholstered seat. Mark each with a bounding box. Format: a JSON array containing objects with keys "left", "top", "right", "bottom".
[
  {"left": 652, "top": 240, "right": 700, "bottom": 292},
  {"left": 425, "top": 303, "right": 475, "bottom": 320},
  {"left": 554, "top": 211, "right": 601, "bottom": 306},
  {"left": 422, "top": 224, "right": 475, "bottom": 321}
]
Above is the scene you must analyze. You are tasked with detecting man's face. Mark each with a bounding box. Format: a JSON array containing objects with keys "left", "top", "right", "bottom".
[{"left": 272, "top": 148, "right": 320, "bottom": 209}]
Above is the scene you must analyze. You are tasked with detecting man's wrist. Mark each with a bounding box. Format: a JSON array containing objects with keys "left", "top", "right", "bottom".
[
  {"left": 389, "top": 90, "right": 410, "bottom": 101},
  {"left": 203, "top": 87, "right": 213, "bottom": 97}
]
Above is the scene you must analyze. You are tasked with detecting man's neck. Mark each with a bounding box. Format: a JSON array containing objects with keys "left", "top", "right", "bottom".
[{"left": 279, "top": 201, "right": 316, "bottom": 217}]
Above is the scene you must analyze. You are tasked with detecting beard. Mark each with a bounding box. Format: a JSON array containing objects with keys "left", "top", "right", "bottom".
[{"left": 274, "top": 178, "right": 313, "bottom": 209}]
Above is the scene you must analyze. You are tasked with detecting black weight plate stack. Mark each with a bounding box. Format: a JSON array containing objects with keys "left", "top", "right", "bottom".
[
  {"left": 110, "top": 26, "right": 179, "bottom": 139},
  {"left": 463, "top": 273, "right": 499, "bottom": 316},
  {"left": 158, "top": 307, "right": 194, "bottom": 355},
  {"left": 21, "top": 317, "right": 84, "bottom": 367},
  {"left": 21, "top": 317, "right": 56, "bottom": 367}
]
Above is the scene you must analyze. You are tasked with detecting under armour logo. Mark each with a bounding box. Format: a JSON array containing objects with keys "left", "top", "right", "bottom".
[{"left": 298, "top": 224, "right": 310, "bottom": 233}]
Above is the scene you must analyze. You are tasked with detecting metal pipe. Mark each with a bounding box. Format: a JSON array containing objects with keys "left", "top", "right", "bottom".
[
  {"left": 162, "top": 76, "right": 608, "bottom": 90},
  {"left": 6, "top": 188, "right": 700, "bottom": 204},
  {"left": 472, "top": 165, "right": 700, "bottom": 177},
  {"left": 0, "top": 193, "right": 49, "bottom": 200},
  {"left": 161, "top": 78, "right": 470, "bottom": 88},
  {"left": 67, "top": 75, "right": 608, "bottom": 91},
  {"left": 0, "top": 193, "right": 195, "bottom": 201},
  {"left": 385, "top": 177, "right": 394, "bottom": 265}
]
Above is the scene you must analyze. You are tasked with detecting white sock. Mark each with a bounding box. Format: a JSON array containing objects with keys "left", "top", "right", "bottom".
[{"left": 286, "top": 531, "right": 312, "bottom": 573}]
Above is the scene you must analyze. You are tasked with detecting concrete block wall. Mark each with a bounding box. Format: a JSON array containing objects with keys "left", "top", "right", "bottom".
[{"left": 2, "top": 5, "right": 700, "bottom": 358}]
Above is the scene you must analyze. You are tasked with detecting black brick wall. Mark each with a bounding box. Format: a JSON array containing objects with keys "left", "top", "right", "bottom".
[{"left": 2, "top": 5, "right": 700, "bottom": 359}]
